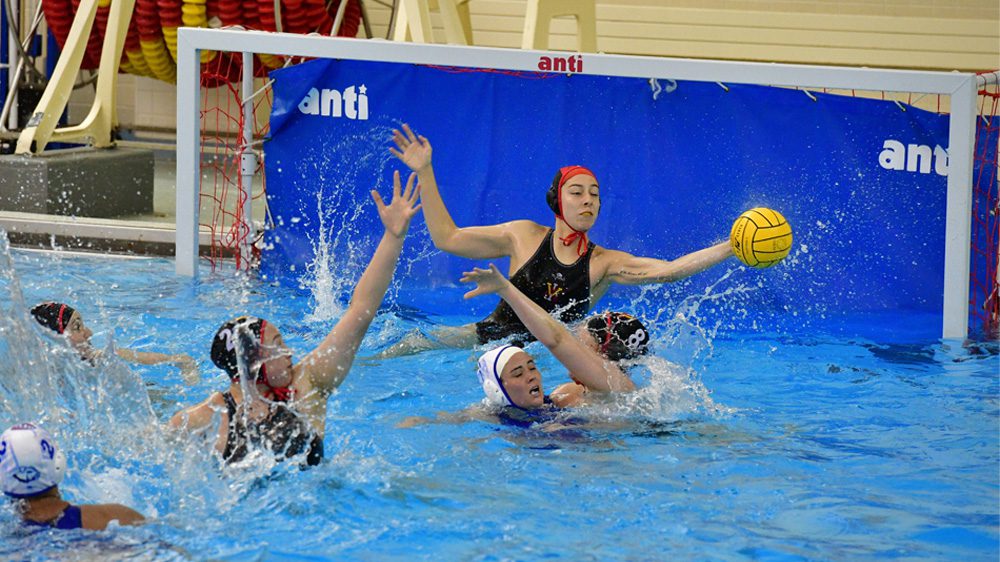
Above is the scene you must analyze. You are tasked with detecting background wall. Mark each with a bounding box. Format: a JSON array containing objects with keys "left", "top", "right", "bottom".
[{"left": 67, "top": 0, "right": 999, "bottom": 131}]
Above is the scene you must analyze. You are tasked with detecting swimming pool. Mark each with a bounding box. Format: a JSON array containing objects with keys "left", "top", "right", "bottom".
[{"left": 0, "top": 236, "right": 996, "bottom": 560}]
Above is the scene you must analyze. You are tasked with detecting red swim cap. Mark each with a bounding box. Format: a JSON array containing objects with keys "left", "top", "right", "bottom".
[{"left": 558, "top": 165, "right": 596, "bottom": 191}]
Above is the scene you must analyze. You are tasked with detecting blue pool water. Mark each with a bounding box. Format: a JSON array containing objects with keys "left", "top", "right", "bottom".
[{"left": 0, "top": 239, "right": 997, "bottom": 561}]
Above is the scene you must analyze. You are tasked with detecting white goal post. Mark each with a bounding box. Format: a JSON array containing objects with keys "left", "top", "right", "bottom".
[{"left": 174, "top": 27, "right": 980, "bottom": 339}]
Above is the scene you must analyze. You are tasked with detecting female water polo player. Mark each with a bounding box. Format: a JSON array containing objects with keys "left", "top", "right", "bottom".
[
  {"left": 462, "top": 264, "right": 641, "bottom": 410},
  {"left": 1, "top": 423, "right": 145, "bottom": 530},
  {"left": 399, "top": 266, "right": 651, "bottom": 428},
  {"left": 388, "top": 124, "right": 733, "bottom": 350},
  {"left": 169, "top": 171, "right": 421, "bottom": 466},
  {"left": 30, "top": 301, "right": 199, "bottom": 384}
]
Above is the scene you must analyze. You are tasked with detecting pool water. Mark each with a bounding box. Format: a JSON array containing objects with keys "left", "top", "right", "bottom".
[{"left": 0, "top": 238, "right": 996, "bottom": 561}]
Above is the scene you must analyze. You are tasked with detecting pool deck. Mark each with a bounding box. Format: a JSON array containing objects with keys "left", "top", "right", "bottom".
[
  {"left": 0, "top": 210, "right": 212, "bottom": 255},
  {"left": 0, "top": 150, "right": 214, "bottom": 256}
]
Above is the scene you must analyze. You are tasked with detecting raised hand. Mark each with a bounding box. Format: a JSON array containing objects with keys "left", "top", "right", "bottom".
[
  {"left": 389, "top": 123, "right": 432, "bottom": 172},
  {"left": 371, "top": 170, "right": 422, "bottom": 239},
  {"left": 460, "top": 264, "right": 510, "bottom": 300}
]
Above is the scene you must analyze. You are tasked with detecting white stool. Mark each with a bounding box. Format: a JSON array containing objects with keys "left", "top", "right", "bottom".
[
  {"left": 521, "top": 0, "right": 597, "bottom": 52},
  {"left": 392, "top": 0, "right": 471, "bottom": 45}
]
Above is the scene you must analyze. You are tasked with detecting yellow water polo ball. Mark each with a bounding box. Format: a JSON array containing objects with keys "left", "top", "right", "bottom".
[{"left": 730, "top": 208, "right": 793, "bottom": 268}]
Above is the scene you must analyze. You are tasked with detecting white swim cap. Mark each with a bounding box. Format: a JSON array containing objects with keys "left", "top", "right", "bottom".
[
  {"left": 0, "top": 423, "right": 67, "bottom": 498},
  {"left": 476, "top": 345, "right": 524, "bottom": 408}
]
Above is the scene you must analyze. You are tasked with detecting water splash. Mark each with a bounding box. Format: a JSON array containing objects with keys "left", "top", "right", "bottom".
[
  {"left": 305, "top": 189, "right": 345, "bottom": 321},
  {"left": 626, "top": 355, "right": 735, "bottom": 419},
  {"left": 562, "top": 266, "right": 761, "bottom": 423},
  {"left": 300, "top": 128, "right": 400, "bottom": 322},
  {"left": 656, "top": 267, "right": 756, "bottom": 362},
  {"left": 0, "top": 231, "right": 239, "bottom": 538}
]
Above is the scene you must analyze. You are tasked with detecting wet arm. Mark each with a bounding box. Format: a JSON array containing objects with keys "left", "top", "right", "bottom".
[
  {"left": 117, "top": 348, "right": 180, "bottom": 365},
  {"left": 167, "top": 394, "right": 222, "bottom": 432},
  {"left": 463, "top": 265, "right": 635, "bottom": 393},
  {"left": 397, "top": 407, "right": 485, "bottom": 428},
  {"left": 82, "top": 504, "right": 145, "bottom": 530},
  {"left": 606, "top": 241, "right": 732, "bottom": 285},
  {"left": 116, "top": 348, "right": 199, "bottom": 384},
  {"left": 391, "top": 124, "right": 512, "bottom": 259},
  {"left": 299, "top": 173, "right": 419, "bottom": 392}
]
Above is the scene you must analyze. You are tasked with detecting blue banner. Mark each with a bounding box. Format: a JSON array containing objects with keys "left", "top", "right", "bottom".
[{"left": 262, "top": 58, "right": 951, "bottom": 328}]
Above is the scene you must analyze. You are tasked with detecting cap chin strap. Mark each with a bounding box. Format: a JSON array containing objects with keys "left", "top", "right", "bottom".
[
  {"left": 550, "top": 165, "right": 598, "bottom": 257},
  {"left": 236, "top": 363, "right": 293, "bottom": 402},
  {"left": 555, "top": 185, "right": 591, "bottom": 258},
  {"left": 556, "top": 216, "right": 590, "bottom": 257},
  {"left": 264, "top": 381, "right": 293, "bottom": 402},
  {"left": 256, "top": 320, "right": 294, "bottom": 402}
]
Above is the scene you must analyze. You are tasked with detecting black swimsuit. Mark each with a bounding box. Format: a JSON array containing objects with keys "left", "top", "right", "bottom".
[
  {"left": 476, "top": 229, "right": 594, "bottom": 344},
  {"left": 221, "top": 392, "right": 324, "bottom": 466}
]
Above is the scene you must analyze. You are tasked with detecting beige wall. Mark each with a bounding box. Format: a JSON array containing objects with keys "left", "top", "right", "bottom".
[
  {"left": 68, "top": 0, "right": 999, "bottom": 130},
  {"left": 374, "top": 0, "right": 998, "bottom": 70}
]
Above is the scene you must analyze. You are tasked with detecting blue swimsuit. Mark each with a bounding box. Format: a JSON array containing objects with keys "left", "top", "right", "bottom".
[
  {"left": 496, "top": 396, "right": 561, "bottom": 428},
  {"left": 25, "top": 505, "right": 83, "bottom": 530}
]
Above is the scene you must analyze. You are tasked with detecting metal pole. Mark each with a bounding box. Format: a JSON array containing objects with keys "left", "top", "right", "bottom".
[
  {"left": 174, "top": 29, "right": 200, "bottom": 276},
  {"left": 331, "top": 0, "right": 350, "bottom": 36},
  {"left": 5, "top": 0, "right": 18, "bottom": 130},
  {"left": 240, "top": 51, "right": 256, "bottom": 269},
  {"left": 941, "top": 74, "right": 978, "bottom": 340}
]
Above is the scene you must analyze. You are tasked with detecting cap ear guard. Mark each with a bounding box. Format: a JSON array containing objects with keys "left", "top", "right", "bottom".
[
  {"left": 476, "top": 364, "right": 510, "bottom": 407},
  {"left": 546, "top": 170, "right": 563, "bottom": 215},
  {"left": 0, "top": 423, "right": 67, "bottom": 498}
]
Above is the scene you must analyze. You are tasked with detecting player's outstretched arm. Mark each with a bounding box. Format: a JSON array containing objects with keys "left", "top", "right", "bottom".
[
  {"left": 462, "top": 264, "right": 634, "bottom": 393},
  {"left": 390, "top": 123, "right": 516, "bottom": 259},
  {"left": 299, "top": 171, "right": 420, "bottom": 392},
  {"left": 603, "top": 242, "right": 733, "bottom": 286}
]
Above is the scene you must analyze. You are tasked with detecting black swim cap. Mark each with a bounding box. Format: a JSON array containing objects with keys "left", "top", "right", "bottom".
[
  {"left": 211, "top": 316, "right": 265, "bottom": 380},
  {"left": 30, "top": 302, "right": 76, "bottom": 335},
  {"left": 586, "top": 312, "right": 650, "bottom": 362}
]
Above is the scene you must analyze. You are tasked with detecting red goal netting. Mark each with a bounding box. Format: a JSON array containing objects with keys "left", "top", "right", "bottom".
[{"left": 970, "top": 71, "right": 999, "bottom": 339}]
